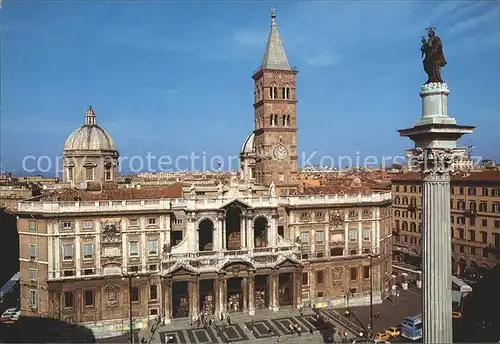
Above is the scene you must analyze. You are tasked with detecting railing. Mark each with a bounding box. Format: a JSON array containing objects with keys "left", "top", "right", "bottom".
[
  {"left": 17, "top": 192, "right": 392, "bottom": 213},
  {"left": 163, "top": 245, "right": 299, "bottom": 262}
]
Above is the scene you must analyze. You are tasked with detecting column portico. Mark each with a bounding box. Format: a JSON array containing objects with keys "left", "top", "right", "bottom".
[
  {"left": 189, "top": 276, "right": 200, "bottom": 321},
  {"left": 242, "top": 278, "right": 248, "bottom": 312},
  {"left": 269, "top": 269, "right": 279, "bottom": 311}
]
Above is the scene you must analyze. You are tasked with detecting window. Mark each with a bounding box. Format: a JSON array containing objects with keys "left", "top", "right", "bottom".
[
  {"left": 29, "top": 289, "right": 37, "bottom": 308},
  {"left": 148, "top": 239, "right": 158, "bottom": 255},
  {"left": 469, "top": 230, "right": 476, "bottom": 242},
  {"left": 481, "top": 231, "right": 488, "bottom": 243},
  {"left": 363, "top": 266, "right": 370, "bottom": 279},
  {"left": 85, "top": 167, "right": 94, "bottom": 181},
  {"left": 316, "top": 271, "right": 324, "bottom": 284},
  {"left": 300, "top": 232, "right": 309, "bottom": 244},
  {"left": 129, "top": 219, "right": 139, "bottom": 227},
  {"left": 468, "top": 188, "right": 476, "bottom": 196},
  {"left": 470, "top": 247, "right": 476, "bottom": 256},
  {"left": 315, "top": 212, "right": 324, "bottom": 220},
  {"left": 84, "top": 290, "right": 94, "bottom": 307},
  {"left": 129, "top": 241, "right": 139, "bottom": 256},
  {"left": 349, "top": 229, "right": 357, "bottom": 242},
  {"left": 28, "top": 221, "right": 36, "bottom": 231},
  {"left": 482, "top": 188, "right": 489, "bottom": 197},
  {"left": 68, "top": 167, "right": 74, "bottom": 181},
  {"left": 492, "top": 203, "right": 500, "bottom": 213},
  {"left": 82, "top": 221, "right": 93, "bottom": 229},
  {"left": 457, "top": 217, "right": 466, "bottom": 225},
  {"left": 269, "top": 85, "right": 277, "bottom": 99},
  {"left": 148, "top": 218, "right": 157, "bottom": 226},
  {"left": 29, "top": 269, "right": 37, "bottom": 281},
  {"left": 62, "top": 244, "right": 74, "bottom": 261},
  {"left": 479, "top": 202, "right": 487, "bottom": 212},
  {"left": 482, "top": 219, "right": 488, "bottom": 227},
  {"left": 29, "top": 244, "right": 37, "bottom": 260},
  {"left": 61, "top": 221, "right": 73, "bottom": 229},
  {"left": 470, "top": 201, "right": 477, "bottom": 212},
  {"left": 105, "top": 166, "right": 112, "bottom": 181},
  {"left": 302, "top": 272, "right": 309, "bottom": 285},
  {"left": 350, "top": 267, "right": 357, "bottom": 281},
  {"left": 459, "top": 187, "right": 464, "bottom": 195},
  {"left": 282, "top": 86, "right": 290, "bottom": 99},
  {"left": 83, "top": 243, "right": 93, "bottom": 260},
  {"left": 150, "top": 285, "right": 158, "bottom": 301},
  {"left": 131, "top": 286, "right": 139, "bottom": 302},
  {"left": 362, "top": 228, "right": 370, "bottom": 241},
  {"left": 495, "top": 220, "right": 500, "bottom": 229},
  {"left": 315, "top": 231, "right": 324, "bottom": 244},
  {"left": 64, "top": 291, "right": 74, "bottom": 308}
]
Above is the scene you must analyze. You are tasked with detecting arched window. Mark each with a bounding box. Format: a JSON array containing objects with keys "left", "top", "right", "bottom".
[
  {"left": 282, "top": 86, "right": 290, "bottom": 99},
  {"left": 269, "top": 84, "right": 277, "bottom": 99},
  {"left": 105, "top": 166, "right": 112, "bottom": 181}
]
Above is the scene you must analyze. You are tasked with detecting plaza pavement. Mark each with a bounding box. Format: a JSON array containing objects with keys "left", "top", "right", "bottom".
[{"left": 100, "top": 307, "right": 358, "bottom": 344}]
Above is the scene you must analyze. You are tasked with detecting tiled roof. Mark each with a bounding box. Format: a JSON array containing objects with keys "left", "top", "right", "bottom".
[
  {"left": 391, "top": 171, "right": 500, "bottom": 182},
  {"left": 53, "top": 183, "right": 184, "bottom": 201}
]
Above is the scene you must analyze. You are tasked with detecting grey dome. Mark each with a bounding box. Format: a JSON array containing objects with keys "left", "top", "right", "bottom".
[
  {"left": 241, "top": 132, "right": 255, "bottom": 154},
  {"left": 63, "top": 106, "right": 117, "bottom": 152}
]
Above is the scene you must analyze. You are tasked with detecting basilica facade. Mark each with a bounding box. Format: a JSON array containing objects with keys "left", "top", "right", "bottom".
[{"left": 15, "top": 11, "right": 392, "bottom": 338}]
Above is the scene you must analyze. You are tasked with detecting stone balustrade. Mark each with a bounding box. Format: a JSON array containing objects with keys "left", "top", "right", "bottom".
[{"left": 17, "top": 192, "right": 392, "bottom": 213}]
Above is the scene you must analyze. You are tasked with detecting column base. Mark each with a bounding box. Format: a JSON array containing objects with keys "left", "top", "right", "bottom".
[
  {"left": 269, "top": 305, "right": 279, "bottom": 312},
  {"left": 249, "top": 309, "right": 255, "bottom": 316},
  {"left": 164, "top": 317, "right": 172, "bottom": 325}
]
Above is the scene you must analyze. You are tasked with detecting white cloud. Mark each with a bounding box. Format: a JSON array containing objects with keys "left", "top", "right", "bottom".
[
  {"left": 446, "top": 10, "right": 498, "bottom": 37},
  {"left": 233, "top": 29, "right": 267, "bottom": 49},
  {"left": 305, "top": 53, "right": 342, "bottom": 68}
]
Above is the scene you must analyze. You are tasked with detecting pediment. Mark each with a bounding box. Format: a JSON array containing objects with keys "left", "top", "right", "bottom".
[
  {"left": 167, "top": 263, "right": 197, "bottom": 276},
  {"left": 220, "top": 199, "right": 252, "bottom": 210},
  {"left": 219, "top": 259, "right": 255, "bottom": 273},
  {"left": 275, "top": 255, "right": 303, "bottom": 268}
]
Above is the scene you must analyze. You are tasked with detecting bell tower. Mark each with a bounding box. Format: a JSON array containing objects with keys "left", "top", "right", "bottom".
[{"left": 252, "top": 9, "right": 298, "bottom": 192}]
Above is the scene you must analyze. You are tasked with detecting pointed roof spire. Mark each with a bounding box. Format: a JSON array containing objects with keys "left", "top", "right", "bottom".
[
  {"left": 84, "top": 105, "right": 97, "bottom": 126},
  {"left": 261, "top": 8, "right": 291, "bottom": 71}
]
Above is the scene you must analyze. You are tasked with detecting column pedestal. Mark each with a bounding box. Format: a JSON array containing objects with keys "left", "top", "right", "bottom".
[{"left": 189, "top": 277, "right": 200, "bottom": 321}]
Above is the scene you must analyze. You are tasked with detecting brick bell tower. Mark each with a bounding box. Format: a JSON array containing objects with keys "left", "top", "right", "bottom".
[{"left": 252, "top": 9, "right": 298, "bottom": 193}]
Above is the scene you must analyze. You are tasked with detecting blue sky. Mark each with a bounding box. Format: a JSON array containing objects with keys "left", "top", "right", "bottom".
[{"left": 2, "top": 1, "right": 500, "bottom": 174}]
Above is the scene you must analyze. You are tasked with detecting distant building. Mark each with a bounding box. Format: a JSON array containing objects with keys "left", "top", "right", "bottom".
[{"left": 392, "top": 171, "right": 500, "bottom": 275}]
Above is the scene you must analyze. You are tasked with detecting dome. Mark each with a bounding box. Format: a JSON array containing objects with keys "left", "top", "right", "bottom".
[
  {"left": 63, "top": 106, "right": 117, "bottom": 152},
  {"left": 240, "top": 132, "right": 255, "bottom": 154}
]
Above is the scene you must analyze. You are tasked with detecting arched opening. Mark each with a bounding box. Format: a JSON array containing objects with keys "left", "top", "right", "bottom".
[
  {"left": 254, "top": 217, "right": 268, "bottom": 248},
  {"left": 278, "top": 273, "right": 293, "bottom": 306},
  {"left": 225, "top": 207, "right": 242, "bottom": 250},
  {"left": 199, "top": 279, "right": 215, "bottom": 314},
  {"left": 198, "top": 219, "right": 214, "bottom": 251},
  {"left": 227, "top": 277, "right": 243, "bottom": 312},
  {"left": 172, "top": 281, "right": 189, "bottom": 318}
]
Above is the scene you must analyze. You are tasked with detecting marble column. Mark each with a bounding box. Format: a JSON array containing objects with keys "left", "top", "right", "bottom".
[
  {"left": 222, "top": 220, "right": 227, "bottom": 251},
  {"left": 163, "top": 278, "right": 172, "bottom": 324},
  {"left": 241, "top": 217, "right": 246, "bottom": 248},
  {"left": 214, "top": 278, "right": 220, "bottom": 315},
  {"left": 246, "top": 216, "right": 253, "bottom": 250},
  {"left": 296, "top": 269, "right": 303, "bottom": 308},
  {"left": 248, "top": 274, "right": 255, "bottom": 316},
  {"left": 270, "top": 269, "right": 279, "bottom": 311},
  {"left": 292, "top": 272, "right": 297, "bottom": 308},
  {"left": 242, "top": 278, "right": 248, "bottom": 312},
  {"left": 189, "top": 276, "right": 200, "bottom": 321},
  {"left": 400, "top": 81, "right": 474, "bottom": 343}
]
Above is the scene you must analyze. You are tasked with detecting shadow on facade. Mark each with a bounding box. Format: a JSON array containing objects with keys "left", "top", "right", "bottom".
[
  {"left": 456, "top": 263, "right": 500, "bottom": 342},
  {"left": 0, "top": 316, "right": 96, "bottom": 343},
  {"left": 0, "top": 208, "right": 19, "bottom": 286}
]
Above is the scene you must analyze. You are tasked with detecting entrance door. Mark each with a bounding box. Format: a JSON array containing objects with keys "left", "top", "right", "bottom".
[
  {"left": 227, "top": 277, "right": 243, "bottom": 312},
  {"left": 172, "top": 281, "right": 189, "bottom": 318}
]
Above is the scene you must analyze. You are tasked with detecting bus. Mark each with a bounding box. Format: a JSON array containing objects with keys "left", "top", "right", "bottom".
[
  {"left": 452, "top": 276, "right": 472, "bottom": 319},
  {"left": 401, "top": 314, "right": 423, "bottom": 340}
]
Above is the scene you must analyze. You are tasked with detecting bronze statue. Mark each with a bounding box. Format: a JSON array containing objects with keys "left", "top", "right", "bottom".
[{"left": 421, "top": 27, "right": 447, "bottom": 84}]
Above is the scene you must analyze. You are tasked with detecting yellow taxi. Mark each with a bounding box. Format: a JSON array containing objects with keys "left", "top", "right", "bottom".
[
  {"left": 375, "top": 332, "right": 391, "bottom": 341},
  {"left": 385, "top": 325, "right": 401, "bottom": 337}
]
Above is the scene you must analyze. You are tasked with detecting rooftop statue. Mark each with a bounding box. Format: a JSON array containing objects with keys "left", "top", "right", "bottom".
[{"left": 421, "top": 27, "right": 447, "bottom": 84}]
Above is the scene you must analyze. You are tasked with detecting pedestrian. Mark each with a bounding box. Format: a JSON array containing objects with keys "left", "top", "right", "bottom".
[
  {"left": 299, "top": 306, "right": 303, "bottom": 316},
  {"left": 220, "top": 312, "right": 223, "bottom": 321},
  {"left": 277, "top": 335, "right": 280, "bottom": 344},
  {"left": 227, "top": 315, "right": 231, "bottom": 326}
]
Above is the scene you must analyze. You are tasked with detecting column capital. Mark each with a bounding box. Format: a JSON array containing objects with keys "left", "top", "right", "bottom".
[
  {"left": 407, "top": 147, "right": 465, "bottom": 181},
  {"left": 190, "top": 275, "right": 200, "bottom": 283}
]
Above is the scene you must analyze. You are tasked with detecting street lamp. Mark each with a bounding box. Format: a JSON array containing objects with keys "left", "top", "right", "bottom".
[
  {"left": 122, "top": 272, "right": 140, "bottom": 344},
  {"left": 366, "top": 251, "right": 380, "bottom": 336}
]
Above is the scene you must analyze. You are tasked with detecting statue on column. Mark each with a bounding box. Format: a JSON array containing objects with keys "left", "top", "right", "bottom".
[
  {"left": 269, "top": 181, "right": 276, "bottom": 198},
  {"left": 421, "top": 27, "right": 447, "bottom": 84},
  {"left": 189, "top": 183, "right": 196, "bottom": 197}
]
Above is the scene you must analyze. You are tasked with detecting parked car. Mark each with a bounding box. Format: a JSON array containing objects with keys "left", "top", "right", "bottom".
[
  {"left": 385, "top": 325, "right": 401, "bottom": 337},
  {"left": 375, "top": 332, "right": 391, "bottom": 341}
]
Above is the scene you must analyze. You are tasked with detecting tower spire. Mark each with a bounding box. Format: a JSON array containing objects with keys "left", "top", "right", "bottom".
[
  {"left": 261, "top": 8, "right": 291, "bottom": 71},
  {"left": 84, "top": 105, "right": 97, "bottom": 125}
]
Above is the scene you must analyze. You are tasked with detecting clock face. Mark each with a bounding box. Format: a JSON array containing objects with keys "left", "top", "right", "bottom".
[{"left": 273, "top": 145, "right": 288, "bottom": 160}]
